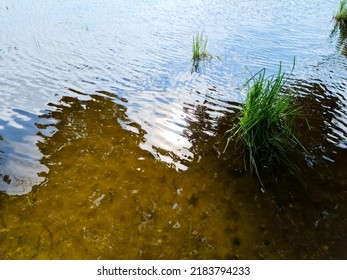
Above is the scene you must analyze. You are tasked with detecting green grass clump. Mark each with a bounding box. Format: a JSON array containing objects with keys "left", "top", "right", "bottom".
[
  {"left": 336, "top": 0, "right": 347, "bottom": 23},
  {"left": 192, "top": 32, "right": 212, "bottom": 62},
  {"left": 224, "top": 63, "right": 303, "bottom": 185}
]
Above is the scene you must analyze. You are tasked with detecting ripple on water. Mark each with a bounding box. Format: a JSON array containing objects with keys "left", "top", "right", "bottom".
[{"left": 0, "top": 109, "right": 48, "bottom": 195}]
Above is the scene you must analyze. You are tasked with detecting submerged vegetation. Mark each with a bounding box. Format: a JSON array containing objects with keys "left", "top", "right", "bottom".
[
  {"left": 224, "top": 63, "right": 304, "bottom": 185},
  {"left": 335, "top": 0, "right": 347, "bottom": 23}
]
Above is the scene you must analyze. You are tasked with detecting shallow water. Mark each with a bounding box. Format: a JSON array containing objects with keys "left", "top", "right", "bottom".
[{"left": 1, "top": 0, "right": 347, "bottom": 259}]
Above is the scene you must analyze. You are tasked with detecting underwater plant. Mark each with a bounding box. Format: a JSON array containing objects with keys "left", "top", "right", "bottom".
[{"left": 224, "top": 62, "right": 304, "bottom": 185}]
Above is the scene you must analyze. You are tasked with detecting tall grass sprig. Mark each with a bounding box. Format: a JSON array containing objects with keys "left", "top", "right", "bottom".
[
  {"left": 224, "top": 62, "right": 304, "bottom": 185},
  {"left": 192, "top": 32, "right": 212, "bottom": 62},
  {"left": 336, "top": 0, "right": 347, "bottom": 23}
]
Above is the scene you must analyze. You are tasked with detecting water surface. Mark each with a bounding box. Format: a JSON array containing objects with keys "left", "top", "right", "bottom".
[{"left": 1, "top": 0, "right": 347, "bottom": 259}]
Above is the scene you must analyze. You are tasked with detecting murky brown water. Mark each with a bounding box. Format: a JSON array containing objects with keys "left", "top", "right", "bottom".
[{"left": 1, "top": 0, "right": 347, "bottom": 259}]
